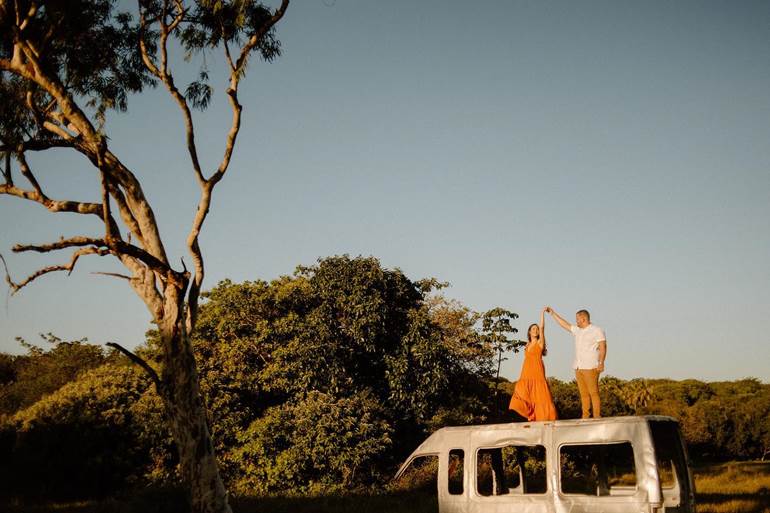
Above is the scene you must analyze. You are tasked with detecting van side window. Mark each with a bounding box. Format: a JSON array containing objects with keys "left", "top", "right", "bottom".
[
  {"left": 560, "top": 442, "right": 636, "bottom": 496},
  {"left": 477, "top": 445, "right": 547, "bottom": 496},
  {"left": 392, "top": 455, "right": 438, "bottom": 493},
  {"left": 449, "top": 449, "right": 464, "bottom": 495}
]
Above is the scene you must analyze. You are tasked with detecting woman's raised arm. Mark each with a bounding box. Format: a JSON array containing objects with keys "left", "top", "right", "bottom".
[{"left": 538, "top": 308, "right": 546, "bottom": 347}]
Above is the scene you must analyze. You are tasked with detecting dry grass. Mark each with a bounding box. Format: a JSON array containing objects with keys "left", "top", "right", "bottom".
[
  {"left": 694, "top": 461, "right": 770, "bottom": 513},
  {"left": 4, "top": 461, "right": 770, "bottom": 513}
]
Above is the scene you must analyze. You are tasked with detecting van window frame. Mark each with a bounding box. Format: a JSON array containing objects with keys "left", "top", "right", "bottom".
[
  {"left": 448, "top": 448, "right": 465, "bottom": 496},
  {"left": 473, "top": 443, "right": 550, "bottom": 498},
  {"left": 648, "top": 419, "right": 689, "bottom": 492},
  {"left": 557, "top": 439, "right": 639, "bottom": 497},
  {"left": 393, "top": 453, "right": 440, "bottom": 495}
]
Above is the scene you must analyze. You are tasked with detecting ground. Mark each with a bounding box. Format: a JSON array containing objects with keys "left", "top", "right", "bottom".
[{"left": 2, "top": 461, "right": 768, "bottom": 513}]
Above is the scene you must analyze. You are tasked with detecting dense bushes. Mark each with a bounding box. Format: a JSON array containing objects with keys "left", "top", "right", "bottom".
[
  {"left": 1, "top": 256, "right": 769, "bottom": 502},
  {"left": 0, "top": 363, "right": 174, "bottom": 499},
  {"left": 232, "top": 390, "right": 392, "bottom": 496},
  {"left": 191, "top": 256, "right": 496, "bottom": 492},
  {"left": 1, "top": 256, "right": 498, "bottom": 499},
  {"left": 0, "top": 335, "right": 107, "bottom": 415}
]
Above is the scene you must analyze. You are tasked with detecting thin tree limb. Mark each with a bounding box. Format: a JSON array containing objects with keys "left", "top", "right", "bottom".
[
  {"left": 105, "top": 341, "right": 162, "bottom": 391},
  {"left": 0, "top": 138, "right": 73, "bottom": 153},
  {"left": 10, "top": 234, "right": 180, "bottom": 286},
  {"left": 12, "top": 236, "right": 106, "bottom": 254},
  {"left": 9, "top": 39, "right": 171, "bottom": 267},
  {"left": 2, "top": 152, "right": 11, "bottom": 186},
  {"left": 234, "top": 0, "right": 290, "bottom": 75},
  {"left": 143, "top": 0, "right": 205, "bottom": 185},
  {"left": 16, "top": 151, "right": 45, "bottom": 198},
  {"left": 3, "top": 246, "right": 109, "bottom": 294},
  {"left": 137, "top": 4, "right": 161, "bottom": 77},
  {"left": 0, "top": 182, "right": 103, "bottom": 215},
  {"left": 184, "top": 0, "right": 290, "bottom": 331},
  {"left": 91, "top": 271, "right": 133, "bottom": 281}
]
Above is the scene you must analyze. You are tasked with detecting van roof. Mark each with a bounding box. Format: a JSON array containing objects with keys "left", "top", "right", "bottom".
[
  {"left": 394, "top": 415, "right": 679, "bottom": 481},
  {"left": 429, "top": 415, "right": 677, "bottom": 435}
]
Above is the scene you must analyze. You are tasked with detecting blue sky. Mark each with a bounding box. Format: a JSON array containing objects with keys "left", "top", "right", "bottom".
[{"left": 1, "top": 0, "right": 769, "bottom": 382}]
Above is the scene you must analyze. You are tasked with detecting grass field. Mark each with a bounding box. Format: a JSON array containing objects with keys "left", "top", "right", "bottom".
[
  {"left": 695, "top": 461, "right": 770, "bottom": 513},
  {"left": 3, "top": 461, "right": 769, "bottom": 513}
]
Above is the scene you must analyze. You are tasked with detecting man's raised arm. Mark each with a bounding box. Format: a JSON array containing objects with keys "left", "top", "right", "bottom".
[{"left": 546, "top": 307, "right": 573, "bottom": 332}]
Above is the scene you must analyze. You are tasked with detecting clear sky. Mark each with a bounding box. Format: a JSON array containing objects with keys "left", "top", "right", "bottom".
[{"left": 1, "top": 0, "right": 769, "bottom": 383}]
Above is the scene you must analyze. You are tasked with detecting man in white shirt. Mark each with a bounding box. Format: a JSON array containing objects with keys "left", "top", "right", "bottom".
[{"left": 546, "top": 307, "right": 607, "bottom": 418}]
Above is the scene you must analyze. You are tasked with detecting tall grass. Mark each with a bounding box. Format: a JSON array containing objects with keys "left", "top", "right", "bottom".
[
  {"left": 694, "top": 461, "right": 770, "bottom": 513},
  {"left": 4, "top": 461, "right": 769, "bottom": 513}
]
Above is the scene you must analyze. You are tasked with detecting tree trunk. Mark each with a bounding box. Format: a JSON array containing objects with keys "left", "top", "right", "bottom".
[{"left": 158, "top": 290, "right": 231, "bottom": 513}]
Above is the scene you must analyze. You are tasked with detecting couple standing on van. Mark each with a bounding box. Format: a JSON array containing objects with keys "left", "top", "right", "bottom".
[{"left": 508, "top": 307, "right": 607, "bottom": 421}]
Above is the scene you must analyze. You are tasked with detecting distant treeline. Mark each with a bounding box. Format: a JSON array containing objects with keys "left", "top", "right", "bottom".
[{"left": 0, "top": 256, "right": 768, "bottom": 501}]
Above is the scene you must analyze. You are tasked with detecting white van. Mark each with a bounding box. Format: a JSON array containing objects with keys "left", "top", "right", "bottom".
[{"left": 394, "top": 415, "right": 695, "bottom": 513}]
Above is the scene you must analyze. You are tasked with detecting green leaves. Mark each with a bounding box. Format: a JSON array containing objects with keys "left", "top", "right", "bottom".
[
  {"left": 179, "top": 1, "right": 281, "bottom": 59},
  {"left": 2, "top": 1, "right": 155, "bottom": 114},
  {"left": 185, "top": 68, "right": 213, "bottom": 110},
  {"left": 480, "top": 307, "right": 522, "bottom": 355},
  {"left": 190, "top": 255, "right": 499, "bottom": 491},
  {"left": 232, "top": 390, "right": 392, "bottom": 495}
]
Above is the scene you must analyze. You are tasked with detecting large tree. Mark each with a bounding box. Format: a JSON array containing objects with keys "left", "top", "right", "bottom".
[{"left": 0, "top": 1, "right": 289, "bottom": 511}]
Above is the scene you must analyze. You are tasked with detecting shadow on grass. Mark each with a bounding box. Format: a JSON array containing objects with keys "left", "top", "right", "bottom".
[
  {"left": 0, "top": 486, "right": 190, "bottom": 513},
  {"left": 233, "top": 492, "right": 437, "bottom": 513},
  {"left": 0, "top": 490, "right": 438, "bottom": 513},
  {"left": 695, "top": 461, "right": 770, "bottom": 478}
]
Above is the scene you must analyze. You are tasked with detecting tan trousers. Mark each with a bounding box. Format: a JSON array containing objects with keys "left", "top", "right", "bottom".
[{"left": 575, "top": 369, "right": 601, "bottom": 418}]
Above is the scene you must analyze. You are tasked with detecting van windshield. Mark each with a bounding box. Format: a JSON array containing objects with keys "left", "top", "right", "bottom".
[{"left": 649, "top": 420, "right": 690, "bottom": 491}]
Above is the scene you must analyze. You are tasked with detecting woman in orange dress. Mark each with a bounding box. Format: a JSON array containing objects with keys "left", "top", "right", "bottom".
[{"left": 508, "top": 307, "right": 558, "bottom": 421}]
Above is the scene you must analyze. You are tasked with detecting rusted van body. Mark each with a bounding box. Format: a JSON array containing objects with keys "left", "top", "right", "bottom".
[{"left": 395, "top": 415, "right": 695, "bottom": 513}]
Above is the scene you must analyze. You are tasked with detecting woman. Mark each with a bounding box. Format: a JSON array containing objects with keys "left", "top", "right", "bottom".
[{"left": 508, "top": 307, "right": 558, "bottom": 421}]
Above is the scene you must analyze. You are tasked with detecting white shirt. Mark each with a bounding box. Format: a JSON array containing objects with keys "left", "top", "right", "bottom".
[{"left": 570, "top": 324, "right": 606, "bottom": 370}]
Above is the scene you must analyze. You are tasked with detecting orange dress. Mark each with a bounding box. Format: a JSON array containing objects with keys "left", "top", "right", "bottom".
[{"left": 508, "top": 342, "right": 557, "bottom": 421}]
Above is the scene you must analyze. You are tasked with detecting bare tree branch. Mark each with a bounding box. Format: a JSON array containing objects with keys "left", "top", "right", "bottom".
[
  {"left": 184, "top": 1, "right": 290, "bottom": 332},
  {"left": 2, "top": 246, "right": 109, "bottom": 293},
  {"left": 106, "top": 181, "right": 148, "bottom": 250},
  {"left": 2, "top": 152, "right": 11, "bottom": 186},
  {"left": 91, "top": 271, "right": 134, "bottom": 281},
  {"left": 106, "top": 341, "right": 162, "bottom": 391},
  {"left": 18, "top": 2, "right": 38, "bottom": 33},
  {"left": 12, "top": 236, "right": 106, "bottom": 254},
  {"left": 8, "top": 39, "right": 171, "bottom": 267},
  {"left": 0, "top": 253, "right": 15, "bottom": 293},
  {"left": 212, "top": 0, "right": 290, "bottom": 187},
  {"left": 137, "top": 6, "right": 161, "bottom": 77},
  {"left": 234, "top": 0, "right": 290, "bottom": 76},
  {"left": 0, "top": 138, "right": 74, "bottom": 153},
  {"left": 10, "top": 233, "right": 181, "bottom": 287},
  {"left": 16, "top": 151, "right": 45, "bottom": 198},
  {"left": 0, "top": 182, "right": 103, "bottom": 215},
  {"left": 223, "top": 41, "right": 236, "bottom": 73},
  {"left": 139, "top": 0, "right": 205, "bottom": 186},
  {"left": 95, "top": 142, "right": 118, "bottom": 242}
]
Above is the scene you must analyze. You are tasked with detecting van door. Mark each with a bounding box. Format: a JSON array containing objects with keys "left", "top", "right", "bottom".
[
  {"left": 467, "top": 425, "right": 554, "bottom": 513},
  {"left": 648, "top": 420, "right": 696, "bottom": 513},
  {"left": 553, "top": 423, "right": 649, "bottom": 513}
]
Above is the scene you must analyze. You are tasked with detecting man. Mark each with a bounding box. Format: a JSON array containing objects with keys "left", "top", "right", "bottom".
[{"left": 546, "top": 307, "right": 607, "bottom": 418}]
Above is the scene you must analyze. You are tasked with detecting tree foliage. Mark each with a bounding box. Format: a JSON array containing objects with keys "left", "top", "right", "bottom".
[
  {"left": 2, "top": 257, "right": 770, "bottom": 501},
  {"left": 0, "top": 362, "right": 173, "bottom": 499},
  {"left": 190, "top": 256, "right": 499, "bottom": 490},
  {"left": 0, "top": 334, "right": 107, "bottom": 415}
]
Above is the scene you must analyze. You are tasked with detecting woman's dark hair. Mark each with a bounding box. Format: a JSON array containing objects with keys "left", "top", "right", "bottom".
[{"left": 527, "top": 323, "right": 547, "bottom": 356}]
